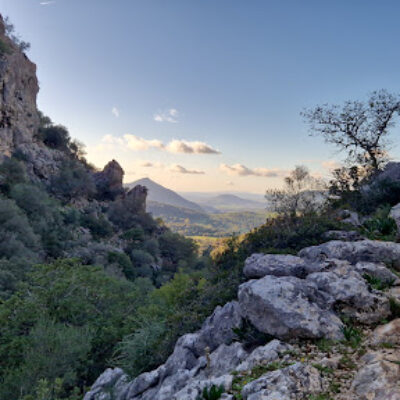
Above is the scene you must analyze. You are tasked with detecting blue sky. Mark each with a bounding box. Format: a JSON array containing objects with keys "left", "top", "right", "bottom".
[{"left": 2, "top": 0, "right": 400, "bottom": 192}]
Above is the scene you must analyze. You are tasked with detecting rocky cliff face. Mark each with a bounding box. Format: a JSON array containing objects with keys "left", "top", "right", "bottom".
[
  {"left": 0, "top": 16, "right": 39, "bottom": 157},
  {"left": 0, "top": 14, "right": 68, "bottom": 180},
  {"left": 84, "top": 238, "right": 400, "bottom": 400}
]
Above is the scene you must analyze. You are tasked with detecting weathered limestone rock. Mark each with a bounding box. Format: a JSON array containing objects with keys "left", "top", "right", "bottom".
[
  {"left": 94, "top": 160, "right": 125, "bottom": 199},
  {"left": 354, "top": 261, "right": 400, "bottom": 284},
  {"left": 306, "top": 261, "right": 390, "bottom": 324},
  {"left": 299, "top": 239, "right": 400, "bottom": 270},
  {"left": 351, "top": 351, "right": 400, "bottom": 400},
  {"left": 243, "top": 253, "right": 307, "bottom": 279},
  {"left": 390, "top": 202, "right": 400, "bottom": 240},
  {"left": 83, "top": 368, "right": 129, "bottom": 400},
  {"left": 369, "top": 319, "right": 400, "bottom": 346},
  {"left": 338, "top": 209, "right": 361, "bottom": 226},
  {"left": 125, "top": 185, "right": 147, "bottom": 214},
  {"left": 238, "top": 275, "right": 344, "bottom": 340},
  {"left": 241, "top": 363, "right": 323, "bottom": 400},
  {"left": 235, "top": 340, "right": 292, "bottom": 372}
]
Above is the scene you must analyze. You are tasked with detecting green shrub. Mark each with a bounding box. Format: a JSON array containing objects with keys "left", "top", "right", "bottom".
[
  {"left": 80, "top": 214, "right": 114, "bottom": 239},
  {"left": 0, "top": 259, "right": 154, "bottom": 398},
  {"left": 0, "top": 37, "right": 12, "bottom": 55},
  {"left": 196, "top": 385, "right": 225, "bottom": 400},
  {"left": 0, "top": 157, "right": 27, "bottom": 194},
  {"left": 51, "top": 160, "right": 96, "bottom": 200},
  {"left": 361, "top": 205, "right": 397, "bottom": 241}
]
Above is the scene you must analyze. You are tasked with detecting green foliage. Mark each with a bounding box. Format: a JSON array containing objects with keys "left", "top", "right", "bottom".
[
  {"left": 234, "top": 212, "right": 343, "bottom": 257},
  {"left": 196, "top": 385, "right": 225, "bottom": 400},
  {"left": 363, "top": 273, "right": 395, "bottom": 291},
  {"left": 0, "top": 157, "right": 27, "bottom": 194},
  {"left": 51, "top": 160, "right": 96, "bottom": 200},
  {"left": 80, "top": 213, "right": 114, "bottom": 239},
  {"left": 360, "top": 205, "right": 397, "bottom": 241},
  {"left": 158, "top": 231, "right": 198, "bottom": 272},
  {"left": 0, "top": 260, "right": 154, "bottom": 399},
  {"left": 341, "top": 322, "right": 362, "bottom": 348},
  {"left": 0, "top": 37, "right": 12, "bottom": 55}
]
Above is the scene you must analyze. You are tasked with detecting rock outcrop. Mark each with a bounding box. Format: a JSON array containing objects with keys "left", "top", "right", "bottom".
[
  {"left": 85, "top": 238, "right": 400, "bottom": 400},
  {"left": 94, "top": 160, "right": 125, "bottom": 200},
  {"left": 0, "top": 15, "right": 67, "bottom": 180}
]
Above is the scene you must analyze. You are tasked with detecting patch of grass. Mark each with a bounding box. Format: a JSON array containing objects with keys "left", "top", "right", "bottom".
[
  {"left": 315, "top": 338, "right": 336, "bottom": 353},
  {"left": 308, "top": 394, "right": 334, "bottom": 400},
  {"left": 338, "top": 354, "right": 357, "bottom": 370},
  {"left": 340, "top": 319, "right": 362, "bottom": 348},
  {"left": 363, "top": 273, "right": 395, "bottom": 291},
  {"left": 329, "top": 381, "right": 341, "bottom": 393},
  {"left": 312, "top": 363, "right": 334, "bottom": 375},
  {"left": 379, "top": 342, "right": 395, "bottom": 349}
]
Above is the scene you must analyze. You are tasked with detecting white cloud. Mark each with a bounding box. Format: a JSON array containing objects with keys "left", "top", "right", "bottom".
[
  {"left": 98, "top": 135, "right": 220, "bottom": 155},
  {"left": 166, "top": 140, "right": 220, "bottom": 154},
  {"left": 123, "top": 134, "right": 164, "bottom": 151},
  {"left": 220, "top": 163, "right": 287, "bottom": 178},
  {"left": 40, "top": 1, "right": 56, "bottom": 5},
  {"left": 154, "top": 108, "right": 179, "bottom": 123},
  {"left": 168, "top": 164, "right": 205, "bottom": 175},
  {"left": 112, "top": 107, "right": 120, "bottom": 118}
]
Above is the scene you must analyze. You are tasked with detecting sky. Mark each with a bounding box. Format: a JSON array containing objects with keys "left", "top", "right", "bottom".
[{"left": 2, "top": 0, "right": 400, "bottom": 193}]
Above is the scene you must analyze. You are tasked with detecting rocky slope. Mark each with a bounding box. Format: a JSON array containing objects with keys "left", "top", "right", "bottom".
[{"left": 84, "top": 237, "right": 400, "bottom": 400}]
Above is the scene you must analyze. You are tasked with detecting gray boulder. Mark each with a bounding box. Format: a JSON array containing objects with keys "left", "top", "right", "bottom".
[
  {"left": 238, "top": 275, "right": 343, "bottom": 340},
  {"left": 389, "top": 202, "right": 400, "bottom": 240},
  {"left": 241, "top": 363, "right": 322, "bottom": 400},
  {"left": 235, "top": 340, "right": 292, "bottom": 372},
  {"left": 243, "top": 253, "right": 307, "bottom": 279},
  {"left": 355, "top": 261, "right": 400, "bottom": 284},
  {"left": 83, "top": 368, "right": 129, "bottom": 400},
  {"left": 306, "top": 262, "right": 390, "bottom": 324},
  {"left": 192, "top": 301, "right": 243, "bottom": 356},
  {"left": 299, "top": 240, "right": 400, "bottom": 270}
]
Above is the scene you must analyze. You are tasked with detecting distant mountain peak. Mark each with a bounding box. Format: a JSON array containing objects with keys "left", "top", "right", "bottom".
[{"left": 126, "top": 178, "right": 204, "bottom": 212}]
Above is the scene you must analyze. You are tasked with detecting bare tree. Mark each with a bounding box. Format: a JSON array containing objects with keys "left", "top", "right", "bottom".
[
  {"left": 302, "top": 90, "right": 400, "bottom": 171},
  {"left": 266, "top": 166, "right": 326, "bottom": 217}
]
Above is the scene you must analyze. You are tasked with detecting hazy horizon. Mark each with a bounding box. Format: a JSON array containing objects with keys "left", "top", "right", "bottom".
[{"left": 2, "top": 0, "right": 400, "bottom": 192}]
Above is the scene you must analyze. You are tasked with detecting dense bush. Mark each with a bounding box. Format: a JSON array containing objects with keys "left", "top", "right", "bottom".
[
  {"left": 0, "top": 157, "right": 27, "bottom": 194},
  {"left": 51, "top": 160, "right": 96, "bottom": 200},
  {"left": 0, "top": 260, "right": 154, "bottom": 399}
]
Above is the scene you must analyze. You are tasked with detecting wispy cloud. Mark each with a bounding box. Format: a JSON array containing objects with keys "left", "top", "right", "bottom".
[
  {"left": 139, "top": 160, "right": 164, "bottom": 168},
  {"left": 99, "top": 135, "right": 220, "bottom": 155},
  {"left": 154, "top": 108, "right": 179, "bottom": 123},
  {"left": 40, "top": 1, "right": 56, "bottom": 5},
  {"left": 168, "top": 164, "right": 205, "bottom": 175},
  {"left": 111, "top": 107, "right": 120, "bottom": 118},
  {"left": 166, "top": 140, "right": 220, "bottom": 154},
  {"left": 220, "top": 163, "right": 287, "bottom": 177}
]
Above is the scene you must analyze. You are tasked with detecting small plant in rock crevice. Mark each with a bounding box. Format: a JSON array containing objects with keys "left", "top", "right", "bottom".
[
  {"left": 363, "top": 273, "right": 395, "bottom": 291},
  {"left": 196, "top": 385, "right": 225, "bottom": 400}
]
